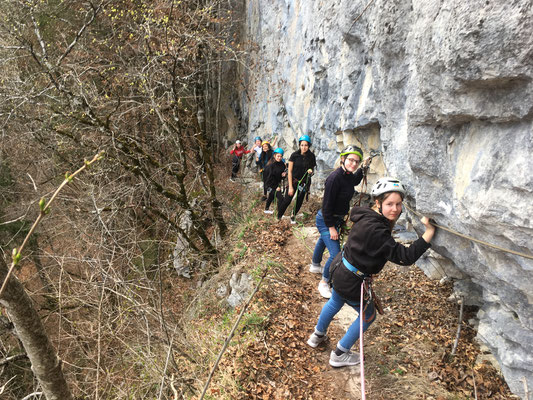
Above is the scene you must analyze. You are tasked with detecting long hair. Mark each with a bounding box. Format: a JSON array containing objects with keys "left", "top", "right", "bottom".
[
  {"left": 266, "top": 152, "right": 278, "bottom": 167},
  {"left": 371, "top": 191, "right": 404, "bottom": 230}
]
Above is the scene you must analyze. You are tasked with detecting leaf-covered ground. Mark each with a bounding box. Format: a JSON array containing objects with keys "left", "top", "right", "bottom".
[{"left": 218, "top": 199, "right": 517, "bottom": 400}]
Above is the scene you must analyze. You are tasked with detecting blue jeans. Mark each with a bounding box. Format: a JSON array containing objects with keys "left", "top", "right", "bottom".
[
  {"left": 312, "top": 210, "right": 342, "bottom": 282},
  {"left": 315, "top": 288, "right": 376, "bottom": 352}
]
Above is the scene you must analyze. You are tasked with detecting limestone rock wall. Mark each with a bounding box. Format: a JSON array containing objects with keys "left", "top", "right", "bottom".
[{"left": 235, "top": 0, "right": 533, "bottom": 397}]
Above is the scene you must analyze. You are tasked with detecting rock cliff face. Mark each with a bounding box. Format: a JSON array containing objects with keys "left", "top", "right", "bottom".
[{"left": 233, "top": 0, "right": 533, "bottom": 397}]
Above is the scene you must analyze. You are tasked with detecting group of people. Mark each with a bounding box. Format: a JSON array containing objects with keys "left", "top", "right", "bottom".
[
  {"left": 229, "top": 134, "right": 316, "bottom": 223},
  {"left": 230, "top": 134, "right": 436, "bottom": 370}
]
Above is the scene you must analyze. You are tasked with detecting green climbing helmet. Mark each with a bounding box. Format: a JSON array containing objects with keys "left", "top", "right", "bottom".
[{"left": 340, "top": 145, "right": 363, "bottom": 161}]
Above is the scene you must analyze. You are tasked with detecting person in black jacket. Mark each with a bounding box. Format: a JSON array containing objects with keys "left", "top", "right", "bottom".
[
  {"left": 263, "top": 148, "right": 287, "bottom": 214},
  {"left": 306, "top": 177, "right": 436, "bottom": 368},
  {"left": 310, "top": 146, "right": 371, "bottom": 299},
  {"left": 258, "top": 141, "right": 274, "bottom": 199},
  {"left": 277, "top": 134, "right": 316, "bottom": 223}
]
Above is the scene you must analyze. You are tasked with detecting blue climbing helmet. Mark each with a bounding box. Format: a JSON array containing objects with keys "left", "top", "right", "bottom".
[
  {"left": 299, "top": 134, "right": 312, "bottom": 146},
  {"left": 254, "top": 136, "right": 262, "bottom": 142},
  {"left": 273, "top": 148, "right": 284, "bottom": 156}
]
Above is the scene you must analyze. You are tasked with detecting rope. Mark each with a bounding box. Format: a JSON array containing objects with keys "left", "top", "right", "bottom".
[
  {"left": 359, "top": 281, "right": 367, "bottom": 400},
  {"left": 374, "top": 153, "right": 533, "bottom": 261},
  {"left": 292, "top": 171, "right": 310, "bottom": 218},
  {"left": 348, "top": 0, "right": 377, "bottom": 32},
  {"left": 402, "top": 202, "right": 533, "bottom": 260},
  {"left": 357, "top": 167, "right": 369, "bottom": 206}
]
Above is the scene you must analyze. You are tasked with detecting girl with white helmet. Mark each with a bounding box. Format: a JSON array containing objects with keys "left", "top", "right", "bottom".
[
  {"left": 310, "top": 145, "right": 371, "bottom": 299},
  {"left": 307, "top": 177, "right": 435, "bottom": 368}
]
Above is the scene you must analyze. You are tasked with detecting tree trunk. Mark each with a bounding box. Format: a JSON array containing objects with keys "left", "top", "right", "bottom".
[{"left": 0, "top": 257, "right": 73, "bottom": 400}]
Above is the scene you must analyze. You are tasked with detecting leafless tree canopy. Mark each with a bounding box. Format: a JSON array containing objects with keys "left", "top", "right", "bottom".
[{"left": 0, "top": 0, "right": 244, "bottom": 397}]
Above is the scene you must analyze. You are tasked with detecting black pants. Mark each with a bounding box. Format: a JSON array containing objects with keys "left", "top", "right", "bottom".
[
  {"left": 265, "top": 187, "right": 282, "bottom": 210},
  {"left": 277, "top": 186, "right": 306, "bottom": 219},
  {"left": 231, "top": 155, "right": 241, "bottom": 178}
]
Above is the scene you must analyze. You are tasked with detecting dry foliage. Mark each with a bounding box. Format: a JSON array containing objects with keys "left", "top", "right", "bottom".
[{"left": 0, "top": 0, "right": 245, "bottom": 398}]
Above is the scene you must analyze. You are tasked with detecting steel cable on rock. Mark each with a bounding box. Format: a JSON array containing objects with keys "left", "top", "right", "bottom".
[{"left": 375, "top": 153, "right": 533, "bottom": 261}]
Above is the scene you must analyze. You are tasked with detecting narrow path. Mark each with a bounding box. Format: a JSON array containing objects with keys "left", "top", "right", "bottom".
[{"left": 232, "top": 206, "right": 513, "bottom": 399}]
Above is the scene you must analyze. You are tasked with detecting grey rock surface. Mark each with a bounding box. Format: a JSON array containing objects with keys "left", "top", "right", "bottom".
[
  {"left": 227, "top": 272, "right": 253, "bottom": 308},
  {"left": 235, "top": 0, "right": 533, "bottom": 396},
  {"left": 173, "top": 211, "right": 193, "bottom": 279}
]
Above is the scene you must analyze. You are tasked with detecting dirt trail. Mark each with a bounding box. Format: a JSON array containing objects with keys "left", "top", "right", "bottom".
[{"left": 232, "top": 206, "right": 514, "bottom": 400}]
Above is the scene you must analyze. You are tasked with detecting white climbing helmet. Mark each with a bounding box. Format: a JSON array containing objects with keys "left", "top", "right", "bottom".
[{"left": 371, "top": 177, "right": 406, "bottom": 198}]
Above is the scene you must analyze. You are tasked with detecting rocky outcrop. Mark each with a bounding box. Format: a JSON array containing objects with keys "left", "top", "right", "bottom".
[
  {"left": 235, "top": 0, "right": 533, "bottom": 397},
  {"left": 227, "top": 272, "right": 253, "bottom": 308}
]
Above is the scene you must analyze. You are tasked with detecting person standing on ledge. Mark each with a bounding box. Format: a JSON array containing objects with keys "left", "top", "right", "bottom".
[
  {"left": 277, "top": 135, "right": 316, "bottom": 223},
  {"left": 307, "top": 177, "right": 436, "bottom": 367},
  {"left": 263, "top": 148, "right": 287, "bottom": 214},
  {"left": 258, "top": 140, "right": 274, "bottom": 200},
  {"left": 251, "top": 136, "right": 263, "bottom": 173},
  {"left": 310, "top": 145, "right": 371, "bottom": 299},
  {"left": 229, "top": 140, "right": 251, "bottom": 182}
]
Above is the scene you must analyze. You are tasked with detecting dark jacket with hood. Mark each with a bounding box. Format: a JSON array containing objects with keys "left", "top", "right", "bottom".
[
  {"left": 331, "top": 206, "right": 431, "bottom": 302},
  {"left": 263, "top": 160, "right": 286, "bottom": 189},
  {"left": 321, "top": 166, "right": 364, "bottom": 227}
]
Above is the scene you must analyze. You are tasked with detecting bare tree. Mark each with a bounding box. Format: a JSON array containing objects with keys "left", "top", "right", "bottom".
[
  {"left": 0, "top": 256, "right": 73, "bottom": 400},
  {"left": 0, "top": 0, "right": 245, "bottom": 397}
]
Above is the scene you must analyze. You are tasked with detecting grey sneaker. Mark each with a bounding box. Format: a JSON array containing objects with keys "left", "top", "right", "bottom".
[
  {"left": 309, "top": 263, "right": 323, "bottom": 274},
  {"left": 307, "top": 333, "right": 328, "bottom": 348},
  {"left": 329, "top": 350, "right": 360, "bottom": 367},
  {"left": 264, "top": 210, "right": 274, "bottom": 214}
]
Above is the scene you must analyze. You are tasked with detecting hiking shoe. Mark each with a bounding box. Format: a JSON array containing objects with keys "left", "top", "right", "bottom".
[
  {"left": 329, "top": 350, "right": 360, "bottom": 367},
  {"left": 230, "top": 178, "right": 236, "bottom": 182},
  {"left": 318, "top": 281, "right": 332, "bottom": 299},
  {"left": 264, "top": 210, "right": 274, "bottom": 214},
  {"left": 307, "top": 333, "right": 328, "bottom": 348},
  {"left": 290, "top": 217, "right": 296, "bottom": 225},
  {"left": 309, "top": 263, "right": 323, "bottom": 274}
]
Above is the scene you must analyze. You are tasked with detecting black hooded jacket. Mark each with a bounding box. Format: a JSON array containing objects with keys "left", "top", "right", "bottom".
[
  {"left": 321, "top": 166, "right": 364, "bottom": 227},
  {"left": 331, "top": 206, "right": 431, "bottom": 302},
  {"left": 263, "top": 160, "right": 286, "bottom": 189}
]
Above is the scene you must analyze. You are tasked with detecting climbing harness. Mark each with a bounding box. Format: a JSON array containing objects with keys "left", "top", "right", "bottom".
[
  {"left": 359, "top": 280, "right": 367, "bottom": 400},
  {"left": 358, "top": 276, "right": 381, "bottom": 400},
  {"left": 292, "top": 171, "right": 311, "bottom": 218},
  {"left": 357, "top": 168, "right": 369, "bottom": 206},
  {"left": 341, "top": 255, "right": 383, "bottom": 316}
]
